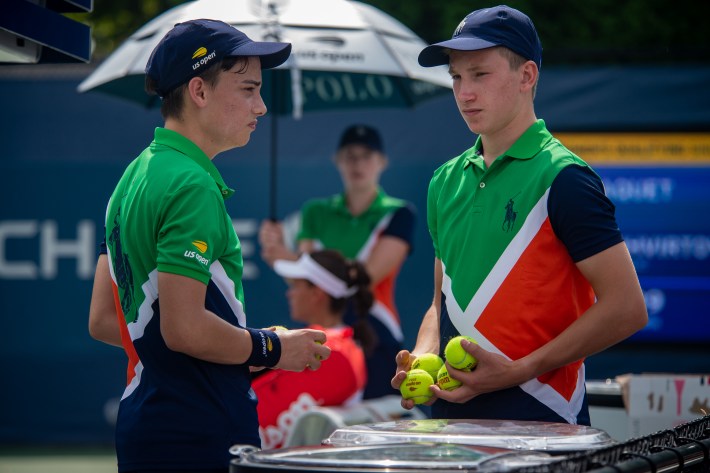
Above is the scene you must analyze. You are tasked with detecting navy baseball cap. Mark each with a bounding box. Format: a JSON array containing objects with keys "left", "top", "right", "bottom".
[
  {"left": 146, "top": 19, "right": 292, "bottom": 97},
  {"left": 418, "top": 5, "right": 542, "bottom": 69},
  {"left": 338, "top": 125, "right": 383, "bottom": 152}
]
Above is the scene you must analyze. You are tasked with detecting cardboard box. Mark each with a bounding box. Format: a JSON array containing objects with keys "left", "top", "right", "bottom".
[{"left": 617, "top": 374, "right": 709, "bottom": 438}]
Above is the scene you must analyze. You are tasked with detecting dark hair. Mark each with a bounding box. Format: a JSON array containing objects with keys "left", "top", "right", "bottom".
[
  {"left": 309, "top": 249, "right": 377, "bottom": 356},
  {"left": 145, "top": 56, "right": 249, "bottom": 120}
]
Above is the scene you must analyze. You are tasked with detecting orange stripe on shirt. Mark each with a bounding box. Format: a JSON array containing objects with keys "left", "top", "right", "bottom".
[
  {"left": 111, "top": 282, "right": 140, "bottom": 387},
  {"left": 373, "top": 270, "right": 400, "bottom": 324},
  {"left": 474, "top": 218, "right": 595, "bottom": 401}
]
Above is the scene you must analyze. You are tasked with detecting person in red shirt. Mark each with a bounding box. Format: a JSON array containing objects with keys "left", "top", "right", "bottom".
[{"left": 253, "top": 249, "right": 375, "bottom": 449}]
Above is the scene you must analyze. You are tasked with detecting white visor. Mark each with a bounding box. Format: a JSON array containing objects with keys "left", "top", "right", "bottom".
[{"left": 274, "top": 254, "right": 357, "bottom": 298}]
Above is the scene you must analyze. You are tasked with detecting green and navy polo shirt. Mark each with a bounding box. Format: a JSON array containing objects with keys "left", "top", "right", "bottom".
[
  {"left": 297, "top": 189, "right": 416, "bottom": 398},
  {"left": 428, "top": 120, "right": 622, "bottom": 425},
  {"left": 105, "top": 128, "right": 258, "bottom": 471}
]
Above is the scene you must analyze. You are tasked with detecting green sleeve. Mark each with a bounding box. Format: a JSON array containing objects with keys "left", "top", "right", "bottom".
[
  {"left": 296, "top": 200, "right": 318, "bottom": 242},
  {"left": 427, "top": 174, "right": 441, "bottom": 259},
  {"left": 156, "top": 183, "right": 226, "bottom": 284}
]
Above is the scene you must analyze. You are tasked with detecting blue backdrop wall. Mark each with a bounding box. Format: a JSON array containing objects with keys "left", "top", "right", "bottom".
[{"left": 1, "top": 64, "right": 708, "bottom": 445}]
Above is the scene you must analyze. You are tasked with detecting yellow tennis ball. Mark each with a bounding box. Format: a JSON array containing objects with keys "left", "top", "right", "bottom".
[
  {"left": 411, "top": 353, "right": 444, "bottom": 381},
  {"left": 436, "top": 364, "right": 462, "bottom": 391},
  {"left": 315, "top": 339, "right": 323, "bottom": 360},
  {"left": 399, "top": 369, "right": 434, "bottom": 404},
  {"left": 444, "top": 335, "right": 478, "bottom": 370}
]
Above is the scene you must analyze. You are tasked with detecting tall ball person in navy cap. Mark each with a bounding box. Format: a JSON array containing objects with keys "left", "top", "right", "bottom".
[
  {"left": 88, "top": 19, "right": 330, "bottom": 472},
  {"left": 391, "top": 6, "right": 647, "bottom": 425},
  {"left": 259, "top": 124, "right": 416, "bottom": 400}
]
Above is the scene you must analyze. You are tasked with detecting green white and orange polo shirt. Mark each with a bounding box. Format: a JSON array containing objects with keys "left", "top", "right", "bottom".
[
  {"left": 105, "top": 127, "right": 259, "bottom": 470},
  {"left": 297, "top": 189, "right": 416, "bottom": 398},
  {"left": 428, "top": 120, "right": 623, "bottom": 424}
]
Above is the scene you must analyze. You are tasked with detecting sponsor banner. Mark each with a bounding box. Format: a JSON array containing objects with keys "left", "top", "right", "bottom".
[
  {"left": 263, "top": 70, "right": 448, "bottom": 113},
  {"left": 634, "top": 282, "right": 710, "bottom": 342},
  {"left": 594, "top": 166, "right": 710, "bottom": 342},
  {"left": 597, "top": 166, "right": 710, "bottom": 276},
  {"left": 624, "top": 233, "right": 710, "bottom": 277},
  {"left": 557, "top": 133, "right": 710, "bottom": 164}
]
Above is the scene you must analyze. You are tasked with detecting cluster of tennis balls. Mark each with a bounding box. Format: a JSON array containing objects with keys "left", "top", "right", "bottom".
[{"left": 399, "top": 335, "right": 478, "bottom": 404}]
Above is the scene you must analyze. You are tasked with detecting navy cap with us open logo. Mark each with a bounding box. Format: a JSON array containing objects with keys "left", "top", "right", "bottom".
[
  {"left": 145, "top": 19, "right": 292, "bottom": 98},
  {"left": 418, "top": 5, "right": 542, "bottom": 70}
]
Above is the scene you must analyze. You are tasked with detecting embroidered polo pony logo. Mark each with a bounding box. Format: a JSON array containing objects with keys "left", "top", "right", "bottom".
[
  {"left": 502, "top": 194, "right": 519, "bottom": 232},
  {"left": 109, "top": 208, "right": 135, "bottom": 320},
  {"left": 453, "top": 18, "right": 467, "bottom": 37}
]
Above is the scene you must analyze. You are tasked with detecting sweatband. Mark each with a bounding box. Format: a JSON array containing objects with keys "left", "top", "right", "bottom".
[{"left": 245, "top": 328, "right": 281, "bottom": 367}]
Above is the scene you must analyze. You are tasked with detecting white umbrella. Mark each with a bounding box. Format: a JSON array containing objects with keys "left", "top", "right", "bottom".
[{"left": 78, "top": 0, "right": 452, "bottom": 217}]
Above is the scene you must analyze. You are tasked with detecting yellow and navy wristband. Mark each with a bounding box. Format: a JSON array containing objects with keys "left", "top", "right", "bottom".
[{"left": 245, "top": 328, "right": 281, "bottom": 367}]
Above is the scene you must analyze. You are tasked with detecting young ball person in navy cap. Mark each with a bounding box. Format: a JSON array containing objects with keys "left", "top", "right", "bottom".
[
  {"left": 259, "top": 124, "right": 416, "bottom": 400},
  {"left": 88, "top": 19, "right": 330, "bottom": 472},
  {"left": 391, "top": 6, "right": 647, "bottom": 425}
]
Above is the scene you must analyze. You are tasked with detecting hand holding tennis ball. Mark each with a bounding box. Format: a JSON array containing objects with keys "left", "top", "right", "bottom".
[
  {"left": 444, "top": 335, "right": 478, "bottom": 370},
  {"left": 436, "top": 364, "right": 462, "bottom": 391},
  {"left": 268, "top": 326, "right": 323, "bottom": 361},
  {"left": 411, "top": 353, "right": 444, "bottom": 381},
  {"left": 399, "top": 368, "right": 434, "bottom": 404}
]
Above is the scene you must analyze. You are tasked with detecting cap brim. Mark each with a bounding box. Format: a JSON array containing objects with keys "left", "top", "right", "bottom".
[
  {"left": 273, "top": 259, "right": 307, "bottom": 279},
  {"left": 418, "top": 37, "right": 498, "bottom": 67},
  {"left": 229, "top": 41, "right": 292, "bottom": 70}
]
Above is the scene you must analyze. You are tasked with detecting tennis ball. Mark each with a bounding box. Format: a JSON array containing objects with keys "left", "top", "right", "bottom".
[
  {"left": 444, "top": 335, "right": 478, "bottom": 370},
  {"left": 436, "top": 364, "right": 462, "bottom": 391},
  {"left": 411, "top": 353, "right": 444, "bottom": 380},
  {"left": 399, "top": 369, "right": 434, "bottom": 404},
  {"left": 272, "top": 325, "right": 289, "bottom": 331},
  {"left": 315, "top": 339, "right": 323, "bottom": 360}
]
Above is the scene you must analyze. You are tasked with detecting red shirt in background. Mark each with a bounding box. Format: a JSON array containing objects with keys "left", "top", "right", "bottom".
[{"left": 252, "top": 325, "right": 367, "bottom": 449}]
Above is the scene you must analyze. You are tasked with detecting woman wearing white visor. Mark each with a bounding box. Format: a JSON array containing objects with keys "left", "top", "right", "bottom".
[{"left": 252, "top": 250, "right": 376, "bottom": 449}]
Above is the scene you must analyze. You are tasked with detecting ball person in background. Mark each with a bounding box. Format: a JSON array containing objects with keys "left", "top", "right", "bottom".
[{"left": 260, "top": 124, "right": 416, "bottom": 399}]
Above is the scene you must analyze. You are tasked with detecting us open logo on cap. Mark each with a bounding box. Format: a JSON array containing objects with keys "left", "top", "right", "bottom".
[
  {"left": 192, "top": 48, "right": 217, "bottom": 70},
  {"left": 453, "top": 18, "right": 467, "bottom": 37},
  {"left": 192, "top": 47, "right": 207, "bottom": 59}
]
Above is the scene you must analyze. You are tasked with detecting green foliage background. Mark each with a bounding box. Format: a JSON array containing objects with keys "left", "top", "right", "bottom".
[{"left": 75, "top": 0, "right": 710, "bottom": 64}]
